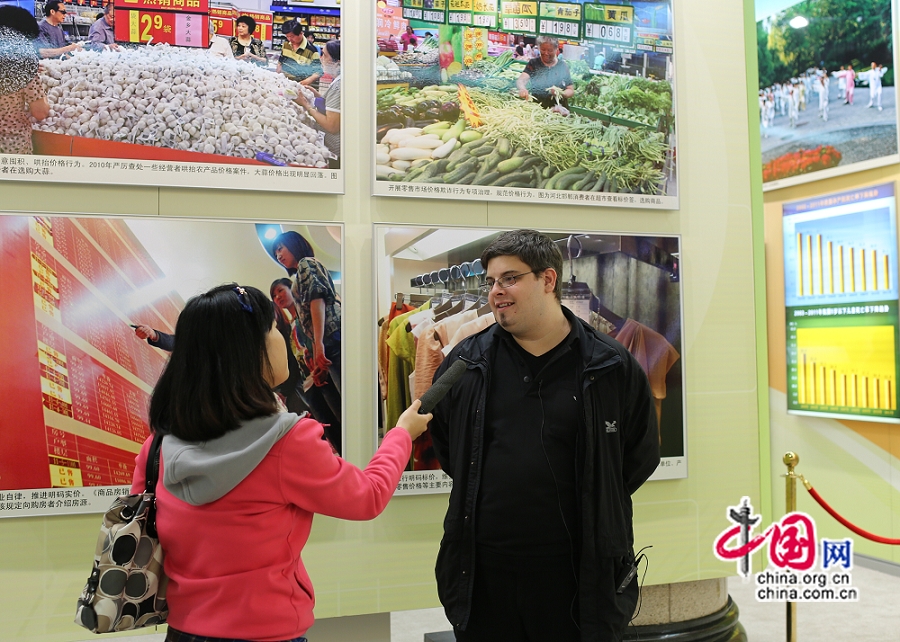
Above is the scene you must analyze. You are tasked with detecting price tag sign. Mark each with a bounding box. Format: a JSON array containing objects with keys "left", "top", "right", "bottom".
[
  {"left": 209, "top": 6, "right": 235, "bottom": 37},
  {"left": 538, "top": 2, "right": 580, "bottom": 39},
  {"left": 421, "top": 0, "right": 447, "bottom": 25},
  {"left": 448, "top": 0, "right": 473, "bottom": 26},
  {"left": 500, "top": 1, "right": 537, "bottom": 34},
  {"left": 116, "top": 9, "right": 209, "bottom": 47},
  {"left": 243, "top": 11, "right": 273, "bottom": 41},
  {"left": 402, "top": 0, "right": 424, "bottom": 21},
  {"left": 583, "top": 3, "right": 635, "bottom": 48},
  {"left": 115, "top": 0, "right": 210, "bottom": 14},
  {"left": 473, "top": 0, "right": 497, "bottom": 29}
]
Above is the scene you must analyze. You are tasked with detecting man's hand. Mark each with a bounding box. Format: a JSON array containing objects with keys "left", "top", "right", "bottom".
[{"left": 133, "top": 325, "right": 159, "bottom": 342}]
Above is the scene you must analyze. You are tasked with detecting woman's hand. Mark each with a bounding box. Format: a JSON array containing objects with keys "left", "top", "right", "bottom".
[
  {"left": 293, "top": 92, "right": 311, "bottom": 109},
  {"left": 133, "top": 324, "right": 159, "bottom": 342},
  {"left": 396, "top": 399, "right": 431, "bottom": 441},
  {"left": 311, "top": 342, "right": 332, "bottom": 385}
]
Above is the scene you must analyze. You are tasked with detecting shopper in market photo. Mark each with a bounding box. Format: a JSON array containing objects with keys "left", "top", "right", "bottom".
[
  {"left": 278, "top": 19, "right": 321, "bottom": 84},
  {"left": 0, "top": 5, "right": 50, "bottom": 155},
  {"left": 271, "top": 277, "right": 342, "bottom": 453},
  {"left": 516, "top": 35, "right": 574, "bottom": 110},
  {"left": 271, "top": 230, "right": 342, "bottom": 396},
  {"left": 230, "top": 15, "right": 266, "bottom": 67},
  {"left": 292, "top": 39, "right": 340, "bottom": 167},
  {"left": 87, "top": 4, "right": 118, "bottom": 51},
  {"left": 429, "top": 229, "right": 659, "bottom": 642},
  {"left": 207, "top": 19, "right": 233, "bottom": 58},
  {"left": 400, "top": 25, "right": 417, "bottom": 52},
  {"left": 131, "top": 282, "right": 430, "bottom": 642},
  {"left": 36, "top": 1, "right": 83, "bottom": 59}
]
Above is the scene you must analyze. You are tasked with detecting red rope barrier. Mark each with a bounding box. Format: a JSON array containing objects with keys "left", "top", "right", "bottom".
[{"left": 805, "top": 483, "right": 900, "bottom": 545}]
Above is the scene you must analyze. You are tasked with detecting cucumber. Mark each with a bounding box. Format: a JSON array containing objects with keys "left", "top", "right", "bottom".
[
  {"left": 496, "top": 156, "right": 525, "bottom": 174},
  {"left": 403, "top": 166, "right": 426, "bottom": 182},
  {"left": 413, "top": 175, "right": 445, "bottom": 184},
  {"left": 545, "top": 167, "right": 586, "bottom": 191},
  {"left": 591, "top": 173, "right": 607, "bottom": 191},
  {"left": 410, "top": 158, "right": 433, "bottom": 168},
  {"left": 457, "top": 171, "right": 478, "bottom": 185},
  {"left": 445, "top": 158, "right": 479, "bottom": 183},
  {"left": 497, "top": 137, "right": 511, "bottom": 158},
  {"left": 507, "top": 181, "right": 532, "bottom": 188},
  {"left": 542, "top": 165, "right": 554, "bottom": 179},
  {"left": 538, "top": 177, "right": 549, "bottom": 189},
  {"left": 461, "top": 137, "right": 488, "bottom": 151},
  {"left": 608, "top": 177, "right": 619, "bottom": 193},
  {"left": 573, "top": 170, "right": 596, "bottom": 191},
  {"left": 492, "top": 170, "right": 536, "bottom": 187},
  {"left": 470, "top": 145, "right": 493, "bottom": 157},
  {"left": 422, "top": 158, "right": 450, "bottom": 178},
  {"left": 557, "top": 172, "right": 586, "bottom": 190},
  {"left": 519, "top": 156, "right": 543, "bottom": 172},
  {"left": 473, "top": 171, "right": 500, "bottom": 186},
  {"left": 445, "top": 148, "right": 469, "bottom": 171},
  {"left": 459, "top": 130, "right": 483, "bottom": 144}
]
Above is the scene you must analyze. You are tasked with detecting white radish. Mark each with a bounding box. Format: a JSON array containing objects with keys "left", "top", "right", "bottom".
[
  {"left": 397, "top": 137, "right": 444, "bottom": 150},
  {"left": 376, "top": 164, "right": 402, "bottom": 178},
  {"left": 431, "top": 137, "right": 457, "bottom": 159},
  {"left": 391, "top": 160, "right": 412, "bottom": 171},
  {"left": 376, "top": 152, "right": 391, "bottom": 165},
  {"left": 390, "top": 147, "right": 435, "bottom": 161}
]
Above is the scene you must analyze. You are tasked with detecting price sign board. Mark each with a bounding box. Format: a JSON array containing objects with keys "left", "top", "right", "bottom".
[
  {"left": 473, "top": 0, "right": 497, "bottom": 29},
  {"left": 500, "top": 1, "right": 537, "bottom": 33},
  {"left": 583, "top": 3, "right": 634, "bottom": 48},
  {"left": 209, "top": 5, "right": 235, "bottom": 36},
  {"left": 421, "top": 0, "right": 447, "bottom": 24},
  {"left": 402, "top": 0, "right": 424, "bottom": 20},
  {"left": 115, "top": 0, "right": 210, "bottom": 14},
  {"left": 537, "top": 2, "right": 580, "bottom": 39},
  {"left": 116, "top": 9, "right": 209, "bottom": 47},
  {"left": 448, "top": 0, "right": 473, "bottom": 26}
]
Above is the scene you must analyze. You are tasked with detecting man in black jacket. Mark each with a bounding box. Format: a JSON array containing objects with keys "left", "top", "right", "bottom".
[{"left": 429, "top": 229, "right": 660, "bottom": 641}]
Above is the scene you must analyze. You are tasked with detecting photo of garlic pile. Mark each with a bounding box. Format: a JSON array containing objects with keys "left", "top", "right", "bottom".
[{"left": 37, "top": 46, "right": 332, "bottom": 167}]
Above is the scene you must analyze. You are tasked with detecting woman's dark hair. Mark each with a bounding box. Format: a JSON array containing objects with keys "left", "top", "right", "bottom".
[
  {"left": 236, "top": 15, "right": 256, "bottom": 34},
  {"left": 270, "top": 231, "right": 314, "bottom": 276},
  {"left": 324, "top": 39, "right": 340, "bottom": 62},
  {"left": 149, "top": 284, "right": 278, "bottom": 441},
  {"left": 270, "top": 278, "right": 294, "bottom": 335},
  {"left": 481, "top": 229, "right": 564, "bottom": 301},
  {"left": 0, "top": 5, "right": 40, "bottom": 39}
]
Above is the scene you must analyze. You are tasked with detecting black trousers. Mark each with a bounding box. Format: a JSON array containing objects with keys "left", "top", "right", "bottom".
[{"left": 453, "top": 548, "right": 581, "bottom": 642}]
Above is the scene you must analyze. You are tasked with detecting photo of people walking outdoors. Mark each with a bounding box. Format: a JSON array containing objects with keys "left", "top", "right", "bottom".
[{"left": 757, "top": 0, "right": 897, "bottom": 187}]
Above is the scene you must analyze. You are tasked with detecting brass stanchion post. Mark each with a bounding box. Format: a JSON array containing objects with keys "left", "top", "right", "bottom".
[{"left": 784, "top": 452, "right": 799, "bottom": 642}]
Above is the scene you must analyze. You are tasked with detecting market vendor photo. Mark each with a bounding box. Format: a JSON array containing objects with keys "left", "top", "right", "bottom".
[
  {"left": 0, "top": 0, "right": 343, "bottom": 192},
  {"left": 372, "top": 0, "right": 678, "bottom": 208},
  {"left": 516, "top": 36, "right": 574, "bottom": 111}
]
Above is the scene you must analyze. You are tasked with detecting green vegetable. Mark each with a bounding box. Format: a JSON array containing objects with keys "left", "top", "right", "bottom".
[
  {"left": 493, "top": 171, "right": 535, "bottom": 187},
  {"left": 473, "top": 171, "right": 500, "bottom": 186},
  {"left": 497, "top": 156, "right": 525, "bottom": 174},
  {"left": 545, "top": 167, "right": 586, "bottom": 191}
]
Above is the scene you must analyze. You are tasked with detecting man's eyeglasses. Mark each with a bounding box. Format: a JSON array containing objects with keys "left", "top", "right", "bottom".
[{"left": 479, "top": 271, "right": 536, "bottom": 293}]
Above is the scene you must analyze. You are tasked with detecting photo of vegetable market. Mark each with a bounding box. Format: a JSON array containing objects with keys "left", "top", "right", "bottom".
[
  {"left": 374, "top": 0, "right": 677, "bottom": 205},
  {"left": 0, "top": 0, "right": 342, "bottom": 189},
  {"left": 757, "top": 0, "right": 898, "bottom": 187}
]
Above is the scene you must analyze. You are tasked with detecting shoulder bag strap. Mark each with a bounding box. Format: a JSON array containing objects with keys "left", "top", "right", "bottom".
[{"left": 145, "top": 432, "right": 164, "bottom": 495}]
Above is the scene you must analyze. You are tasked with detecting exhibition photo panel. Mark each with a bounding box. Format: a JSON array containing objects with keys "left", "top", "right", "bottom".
[
  {"left": 373, "top": 0, "right": 678, "bottom": 208},
  {"left": 0, "top": 214, "right": 343, "bottom": 517},
  {"left": 375, "top": 225, "right": 686, "bottom": 497},
  {"left": 757, "top": 0, "right": 900, "bottom": 189},
  {"left": 0, "top": 0, "right": 342, "bottom": 191},
  {"left": 783, "top": 182, "right": 900, "bottom": 422}
]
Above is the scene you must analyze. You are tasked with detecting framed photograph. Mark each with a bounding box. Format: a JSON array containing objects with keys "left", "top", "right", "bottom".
[
  {"left": 372, "top": 1, "right": 678, "bottom": 208},
  {"left": 374, "top": 224, "right": 686, "bottom": 496},
  {"left": 0, "top": 1, "right": 342, "bottom": 191},
  {"left": 757, "top": 0, "right": 899, "bottom": 189},
  {"left": 0, "top": 214, "right": 343, "bottom": 517},
  {"left": 783, "top": 182, "right": 900, "bottom": 422}
]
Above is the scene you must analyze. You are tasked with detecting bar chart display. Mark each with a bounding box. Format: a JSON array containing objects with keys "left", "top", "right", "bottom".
[{"left": 783, "top": 183, "right": 900, "bottom": 421}]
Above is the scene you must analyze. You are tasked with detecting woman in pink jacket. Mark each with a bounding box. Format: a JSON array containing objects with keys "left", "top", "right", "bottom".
[{"left": 131, "top": 283, "right": 430, "bottom": 642}]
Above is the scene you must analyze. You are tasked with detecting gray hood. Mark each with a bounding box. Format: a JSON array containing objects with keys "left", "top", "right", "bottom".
[{"left": 161, "top": 412, "right": 300, "bottom": 506}]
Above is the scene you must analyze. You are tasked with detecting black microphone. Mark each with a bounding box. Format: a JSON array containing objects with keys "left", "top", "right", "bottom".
[{"left": 418, "top": 359, "right": 467, "bottom": 414}]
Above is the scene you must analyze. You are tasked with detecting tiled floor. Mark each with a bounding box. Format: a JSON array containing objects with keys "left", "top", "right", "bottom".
[{"left": 83, "top": 557, "right": 900, "bottom": 642}]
